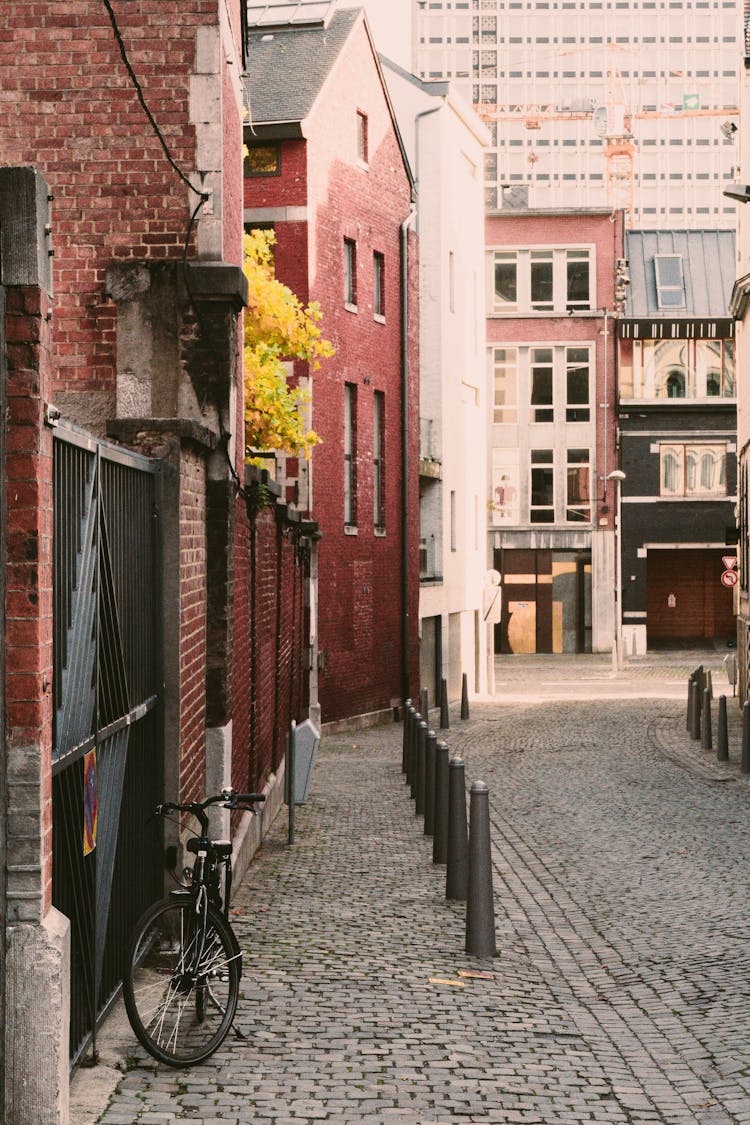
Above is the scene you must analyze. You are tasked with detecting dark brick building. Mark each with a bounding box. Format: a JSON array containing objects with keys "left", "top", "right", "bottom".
[
  {"left": 244, "top": 5, "right": 420, "bottom": 725},
  {"left": 617, "top": 229, "right": 737, "bottom": 656}
]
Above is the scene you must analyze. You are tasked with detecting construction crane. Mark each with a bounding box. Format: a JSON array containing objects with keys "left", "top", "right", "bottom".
[{"left": 476, "top": 100, "right": 738, "bottom": 224}]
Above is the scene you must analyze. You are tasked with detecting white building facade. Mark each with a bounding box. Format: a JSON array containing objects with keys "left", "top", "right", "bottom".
[
  {"left": 414, "top": 0, "right": 740, "bottom": 228},
  {"left": 384, "top": 60, "right": 494, "bottom": 701}
]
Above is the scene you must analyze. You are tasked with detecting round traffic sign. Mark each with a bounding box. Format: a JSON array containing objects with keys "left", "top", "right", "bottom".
[{"left": 721, "top": 570, "right": 739, "bottom": 588}]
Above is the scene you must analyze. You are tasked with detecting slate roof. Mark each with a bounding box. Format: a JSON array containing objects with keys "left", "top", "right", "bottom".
[
  {"left": 624, "top": 229, "right": 736, "bottom": 319},
  {"left": 245, "top": 7, "right": 361, "bottom": 127}
]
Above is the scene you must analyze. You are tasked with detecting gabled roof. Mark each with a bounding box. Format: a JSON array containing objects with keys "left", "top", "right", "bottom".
[
  {"left": 245, "top": 7, "right": 360, "bottom": 128},
  {"left": 624, "top": 229, "right": 736, "bottom": 319}
]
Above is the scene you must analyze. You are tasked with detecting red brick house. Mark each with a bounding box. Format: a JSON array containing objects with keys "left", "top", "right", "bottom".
[
  {"left": 244, "top": 4, "right": 420, "bottom": 725},
  {"left": 486, "top": 208, "right": 625, "bottom": 655},
  {"left": 0, "top": 2, "right": 305, "bottom": 1117}
]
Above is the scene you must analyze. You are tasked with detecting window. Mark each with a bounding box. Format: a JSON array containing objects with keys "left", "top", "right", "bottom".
[
  {"left": 566, "top": 449, "right": 591, "bottom": 522},
  {"left": 356, "top": 111, "right": 368, "bottom": 164},
  {"left": 654, "top": 255, "right": 686, "bottom": 308},
  {"left": 344, "top": 384, "right": 357, "bottom": 526},
  {"left": 494, "top": 252, "right": 517, "bottom": 311},
  {"left": 373, "top": 391, "right": 385, "bottom": 529},
  {"left": 244, "top": 144, "right": 280, "bottom": 176},
  {"left": 566, "top": 347, "right": 590, "bottom": 421},
  {"left": 493, "top": 347, "right": 518, "bottom": 423},
  {"left": 566, "top": 250, "right": 591, "bottom": 311},
  {"left": 373, "top": 252, "right": 385, "bottom": 319},
  {"left": 530, "top": 348, "right": 554, "bottom": 422},
  {"left": 660, "top": 443, "right": 727, "bottom": 497},
  {"left": 621, "top": 338, "right": 735, "bottom": 400},
  {"left": 530, "top": 449, "right": 554, "bottom": 523},
  {"left": 344, "top": 238, "right": 357, "bottom": 308},
  {"left": 492, "top": 247, "right": 592, "bottom": 314},
  {"left": 491, "top": 449, "right": 520, "bottom": 525},
  {"left": 530, "top": 251, "right": 554, "bottom": 311}
]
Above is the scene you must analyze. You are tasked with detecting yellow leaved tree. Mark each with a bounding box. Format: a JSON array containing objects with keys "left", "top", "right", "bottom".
[{"left": 243, "top": 229, "right": 333, "bottom": 461}]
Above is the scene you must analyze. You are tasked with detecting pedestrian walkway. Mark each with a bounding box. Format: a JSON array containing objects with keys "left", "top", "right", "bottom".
[{"left": 73, "top": 651, "right": 750, "bottom": 1124}]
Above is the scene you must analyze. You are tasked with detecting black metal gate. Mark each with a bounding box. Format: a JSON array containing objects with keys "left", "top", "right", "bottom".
[{"left": 52, "top": 422, "right": 163, "bottom": 1066}]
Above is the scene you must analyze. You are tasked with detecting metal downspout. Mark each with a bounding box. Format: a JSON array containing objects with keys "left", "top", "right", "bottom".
[{"left": 400, "top": 204, "right": 416, "bottom": 704}]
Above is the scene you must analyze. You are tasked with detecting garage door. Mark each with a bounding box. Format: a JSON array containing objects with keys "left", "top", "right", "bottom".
[{"left": 647, "top": 548, "right": 735, "bottom": 642}]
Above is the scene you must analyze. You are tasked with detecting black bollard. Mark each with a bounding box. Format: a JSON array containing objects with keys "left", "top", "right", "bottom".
[
  {"left": 415, "top": 720, "right": 427, "bottom": 816},
  {"left": 461, "top": 672, "right": 470, "bottom": 720},
  {"left": 402, "top": 699, "right": 412, "bottom": 774},
  {"left": 742, "top": 702, "right": 750, "bottom": 774},
  {"left": 433, "top": 740, "right": 449, "bottom": 864},
  {"left": 689, "top": 679, "right": 701, "bottom": 741},
  {"left": 717, "top": 694, "right": 729, "bottom": 762},
  {"left": 706, "top": 669, "right": 713, "bottom": 699},
  {"left": 701, "top": 688, "right": 712, "bottom": 751},
  {"left": 440, "top": 677, "right": 450, "bottom": 730},
  {"left": 409, "top": 712, "right": 421, "bottom": 798},
  {"left": 446, "top": 757, "right": 468, "bottom": 901},
  {"left": 424, "top": 730, "right": 437, "bottom": 836},
  {"left": 686, "top": 674, "right": 694, "bottom": 732},
  {"left": 406, "top": 705, "right": 417, "bottom": 786},
  {"left": 465, "top": 781, "right": 497, "bottom": 958},
  {"left": 421, "top": 687, "right": 429, "bottom": 724}
]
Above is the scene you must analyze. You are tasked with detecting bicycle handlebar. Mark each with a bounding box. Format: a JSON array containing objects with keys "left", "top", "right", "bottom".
[{"left": 156, "top": 789, "right": 266, "bottom": 834}]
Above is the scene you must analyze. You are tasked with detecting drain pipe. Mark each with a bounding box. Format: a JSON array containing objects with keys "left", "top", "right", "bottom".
[{"left": 400, "top": 202, "right": 417, "bottom": 704}]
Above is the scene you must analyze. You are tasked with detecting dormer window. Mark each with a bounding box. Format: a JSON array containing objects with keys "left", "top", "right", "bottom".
[{"left": 654, "top": 255, "right": 686, "bottom": 308}]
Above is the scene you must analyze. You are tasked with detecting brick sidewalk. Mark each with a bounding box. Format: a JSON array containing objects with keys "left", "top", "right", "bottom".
[{"left": 80, "top": 667, "right": 750, "bottom": 1124}]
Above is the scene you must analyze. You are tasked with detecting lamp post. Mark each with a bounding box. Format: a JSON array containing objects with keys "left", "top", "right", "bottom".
[{"left": 608, "top": 469, "right": 626, "bottom": 670}]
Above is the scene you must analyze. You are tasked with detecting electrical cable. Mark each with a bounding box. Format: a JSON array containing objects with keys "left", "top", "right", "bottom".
[
  {"left": 101, "top": 0, "right": 248, "bottom": 498},
  {"left": 102, "top": 0, "right": 206, "bottom": 199}
]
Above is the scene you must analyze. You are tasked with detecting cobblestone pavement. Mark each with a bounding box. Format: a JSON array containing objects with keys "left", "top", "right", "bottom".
[{"left": 86, "top": 652, "right": 750, "bottom": 1124}]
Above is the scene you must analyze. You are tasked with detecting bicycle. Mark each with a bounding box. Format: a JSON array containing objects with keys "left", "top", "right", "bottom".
[{"left": 123, "top": 788, "right": 266, "bottom": 1067}]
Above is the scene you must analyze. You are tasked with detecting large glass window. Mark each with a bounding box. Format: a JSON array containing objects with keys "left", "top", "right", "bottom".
[
  {"left": 491, "top": 449, "right": 520, "bottom": 525},
  {"left": 493, "top": 347, "right": 518, "bottom": 423},
  {"left": 530, "top": 348, "right": 554, "bottom": 422},
  {"left": 566, "top": 449, "right": 591, "bottom": 522},
  {"left": 626, "top": 338, "right": 736, "bottom": 400},
  {"left": 530, "top": 251, "right": 554, "bottom": 311},
  {"left": 660, "top": 443, "right": 727, "bottom": 496},
  {"left": 566, "top": 347, "right": 590, "bottom": 421},
  {"left": 494, "top": 252, "right": 518, "bottom": 311},
  {"left": 530, "top": 448, "right": 554, "bottom": 523},
  {"left": 566, "top": 250, "right": 591, "bottom": 311},
  {"left": 492, "top": 246, "right": 592, "bottom": 314}
]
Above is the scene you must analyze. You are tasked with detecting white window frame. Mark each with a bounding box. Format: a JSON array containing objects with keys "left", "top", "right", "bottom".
[
  {"left": 491, "top": 245, "right": 594, "bottom": 315},
  {"left": 659, "top": 442, "right": 727, "bottom": 497}
]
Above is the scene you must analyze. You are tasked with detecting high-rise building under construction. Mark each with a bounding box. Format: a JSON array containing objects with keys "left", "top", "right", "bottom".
[{"left": 413, "top": 0, "right": 740, "bottom": 226}]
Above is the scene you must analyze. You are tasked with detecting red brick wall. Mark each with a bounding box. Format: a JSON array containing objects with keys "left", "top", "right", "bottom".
[
  {"left": 231, "top": 484, "right": 310, "bottom": 796},
  {"left": 0, "top": 1, "right": 223, "bottom": 397},
  {"left": 245, "top": 15, "right": 419, "bottom": 723},
  {"left": 4, "top": 284, "right": 55, "bottom": 914},
  {"left": 179, "top": 448, "right": 207, "bottom": 804}
]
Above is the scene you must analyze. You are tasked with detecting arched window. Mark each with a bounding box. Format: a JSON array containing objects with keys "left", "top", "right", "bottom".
[{"left": 666, "top": 370, "right": 686, "bottom": 398}]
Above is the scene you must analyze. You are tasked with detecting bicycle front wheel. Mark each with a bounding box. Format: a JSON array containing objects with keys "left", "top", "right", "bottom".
[{"left": 123, "top": 896, "right": 241, "bottom": 1067}]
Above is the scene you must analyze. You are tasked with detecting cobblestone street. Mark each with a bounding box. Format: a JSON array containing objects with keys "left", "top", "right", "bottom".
[{"left": 78, "top": 651, "right": 750, "bottom": 1124}]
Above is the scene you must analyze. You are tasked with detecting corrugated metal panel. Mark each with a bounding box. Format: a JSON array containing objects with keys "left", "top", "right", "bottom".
[{"left": 624, "top": 229, "right": 736, "bottom": 319}]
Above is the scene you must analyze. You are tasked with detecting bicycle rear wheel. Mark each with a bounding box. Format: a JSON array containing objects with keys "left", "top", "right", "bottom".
[{"left": 123, "top": 896, "right": 241, "bottom": 1067}]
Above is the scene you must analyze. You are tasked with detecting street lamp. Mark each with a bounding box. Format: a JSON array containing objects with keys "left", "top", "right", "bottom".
[{"left": 608, "top": 469, "right": 626, "bottom": 670}]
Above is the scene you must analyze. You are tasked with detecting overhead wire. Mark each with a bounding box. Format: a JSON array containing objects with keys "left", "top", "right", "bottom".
[{"left": 101, "top": 0, "right": 248, "bottom": 499}]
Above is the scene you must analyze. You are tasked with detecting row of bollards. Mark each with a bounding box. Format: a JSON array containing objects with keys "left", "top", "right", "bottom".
[
  {"left": 685, "top": 663, "right": 750, "bottom": 771},
  {"left": 402, "top": 697, "right": 496, "bottom": 958}
]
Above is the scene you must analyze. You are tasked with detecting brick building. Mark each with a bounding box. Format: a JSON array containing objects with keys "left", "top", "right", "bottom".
[
  {"left": 486, "top": 208, "right": 625, "bottom": 655},
  {"left": 0, "top": 2, "right": 305, "bottom": 1118},
  {"left": 244, "top": 2, "right": 420, "bottom": 725}
]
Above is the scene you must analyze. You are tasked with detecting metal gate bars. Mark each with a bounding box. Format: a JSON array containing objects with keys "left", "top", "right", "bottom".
[{"left": 52, "top": 422, "right": 163, "bottom": 1066}]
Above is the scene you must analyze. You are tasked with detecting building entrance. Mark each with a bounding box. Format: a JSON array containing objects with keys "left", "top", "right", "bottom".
[{"left": 493, "top": 548, "right": 592, "bottom": 654}]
